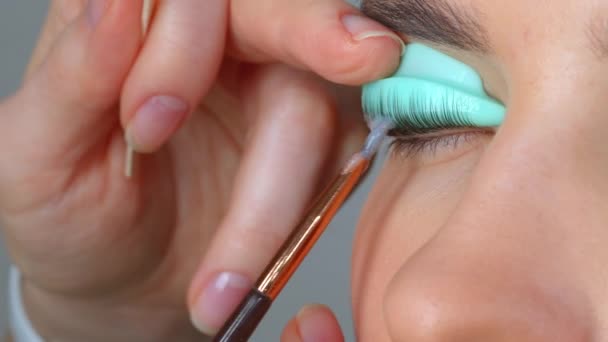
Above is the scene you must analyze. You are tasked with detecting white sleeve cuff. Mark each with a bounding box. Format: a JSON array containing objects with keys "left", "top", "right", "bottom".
[{"left": 9, "top": 266, "right": 44, "bottom": 342}]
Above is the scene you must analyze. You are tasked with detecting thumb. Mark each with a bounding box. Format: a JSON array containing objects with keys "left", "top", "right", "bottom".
[
  {"left": 281, "top": 304, "right": 345, "bottom": 342},
  {"left": 6, "top": 0, "right": 143, "bottom": 164}
]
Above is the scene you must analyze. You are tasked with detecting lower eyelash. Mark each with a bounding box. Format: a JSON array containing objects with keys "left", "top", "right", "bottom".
[{"left": 389, "top": 129, "right": 493, "bottom": 157}]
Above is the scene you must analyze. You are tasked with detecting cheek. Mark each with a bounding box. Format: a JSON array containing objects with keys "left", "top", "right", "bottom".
[{"left": 351, "top": 150, "right": 481, "bottom": 341}]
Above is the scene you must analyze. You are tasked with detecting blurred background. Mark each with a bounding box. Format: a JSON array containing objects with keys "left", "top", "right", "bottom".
[{"left": 0, "top": 1, "right": 385, "bottom": 340}]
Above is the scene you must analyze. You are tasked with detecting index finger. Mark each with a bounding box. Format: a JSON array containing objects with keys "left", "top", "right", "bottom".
[
  {"left": 228, "top": 0, "right": 404, "bottom": 85},
  {"left": 120, "top": 0, "right": 227, "bottom": 153}
]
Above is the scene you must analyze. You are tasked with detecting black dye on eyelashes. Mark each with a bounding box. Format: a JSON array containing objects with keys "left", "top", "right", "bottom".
[
  {"left": 374, "top": 92, "right": 477, "bottom": 135},
  {"left": 366, "top": 93, "right": 494, "bottom": 155}
]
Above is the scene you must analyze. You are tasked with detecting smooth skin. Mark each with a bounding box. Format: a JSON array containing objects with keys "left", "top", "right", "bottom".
[
  {"left": 0, "top": 0, "right": 402, "bottom": 341},
  {"left": 293, "top": 0, "right": 608, "bottom": 341},
  {"left": 350, "top": 0, "right": 608, "bottom": 341},
  {"left": 5, "top": 0, "right": 607, "bottom": 342}
]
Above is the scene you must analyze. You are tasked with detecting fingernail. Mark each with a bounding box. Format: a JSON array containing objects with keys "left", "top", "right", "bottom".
[
  {"left": 296, "top": 304, "right": 328, "bottom": 342},
  {"left": 191, "top": 272, "right": 252, "bottom": 335},
  {"left": 126, "top": 95, "right": 188, "bottom": 153},
  {"left": 87, "top": 0, "right": 110, "bottom": 27},
  {"left": 342, "top": 14, "right": 405, "bottom": 55}
]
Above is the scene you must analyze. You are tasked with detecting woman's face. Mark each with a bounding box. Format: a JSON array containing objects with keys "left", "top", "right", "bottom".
[{"left": 352, "top": 0, "right": 608, "bottom": 340}]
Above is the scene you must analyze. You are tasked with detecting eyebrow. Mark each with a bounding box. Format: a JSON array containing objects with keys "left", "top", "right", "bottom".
[{"left": 361, "top": 0, "right": 490, "bottom": 52}]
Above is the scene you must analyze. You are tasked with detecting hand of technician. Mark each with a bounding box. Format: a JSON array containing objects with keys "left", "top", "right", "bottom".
[
  {"left": 279, "top": 304, "right": 346, "bottom": 342},
  {"left": 0, "top": 0, "right": 401, "bottom": 340}
]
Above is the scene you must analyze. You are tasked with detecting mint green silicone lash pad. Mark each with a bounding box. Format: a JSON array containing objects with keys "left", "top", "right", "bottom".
[{"left": 362, "top": 43, "right": 506, "bottom": 128}]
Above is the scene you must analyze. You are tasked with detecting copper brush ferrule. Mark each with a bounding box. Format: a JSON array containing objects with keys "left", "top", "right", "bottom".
[
  {"left": 213, "top": 119, "right": 394, "bottom": 342},
  {"left": 256, "top": 155, "right": 368, "bottom": 297}
]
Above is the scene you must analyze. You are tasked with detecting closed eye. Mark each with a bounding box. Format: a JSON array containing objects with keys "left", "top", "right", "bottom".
[{"left": 389, "top": 127, "right": 494, "bottom": 157}]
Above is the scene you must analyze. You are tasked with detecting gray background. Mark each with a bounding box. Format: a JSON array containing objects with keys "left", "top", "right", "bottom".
[{"left": 0, "top": 1, "right": 383, "bottom": 340}]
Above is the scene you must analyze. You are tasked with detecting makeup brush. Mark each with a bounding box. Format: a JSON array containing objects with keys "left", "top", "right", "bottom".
[{"left": 212, "top": 119, "right": 394, "bottom": 342}]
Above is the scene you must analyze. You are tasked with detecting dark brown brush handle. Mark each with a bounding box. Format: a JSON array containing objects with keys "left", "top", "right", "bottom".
[{"left": 212, "top": 289, "right": 272, "bottom": 342}]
